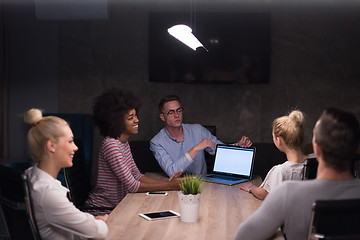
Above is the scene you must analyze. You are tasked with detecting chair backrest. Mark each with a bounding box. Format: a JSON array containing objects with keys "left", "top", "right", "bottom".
[
  {"left": 130, "top": 141, "right": 165, "bottom": 174},
  {"left": 203, "top": 125, "right": 217, "bottom": 173},
  {"left": 22, "top": 173, "right": 41, "bottom": 239},
  {"left": 308, "top": 199, "right": 360, "bottom": 240},
  {"left": 0, "top": 164, "right": 41, "bottom": 240},
  {"left": 64, "top": 139, "right": 115, "bottom": 214},
  {"left": 44, "top": 113, "right": 94, "bottom": 182},
  {"left": 303, "top": 158, "right": 318, "bottom": 180},
  {"left": 303, "top": 156, "right": 360, "bottom": 180},
  {"left": 64, "top": 138, "right": 92, "bottom": 209},
  {"left": 252, "top": 142, "right": 287, "bottom": 180},
  {"left": 352, "top": 153, "right": 360, "bottom": 178}
]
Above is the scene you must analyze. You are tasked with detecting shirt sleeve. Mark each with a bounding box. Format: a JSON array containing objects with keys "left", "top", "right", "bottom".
[
  {"left": 132, "top": 165, "right": 144, "bottom": 181},
  {"left": 259, "top": 165, "right": 282, "bottom": 192},
  {"left": 103, "top": 141, "right": 142, "bottom": 192},
  {"left": 150, "top": 138, "right": 192, "bottom": 176},
  {"left": 42, "top": 188, "right": 108, "bottom": 239},
  {"left": 235, "top": 183, "right": 288, "bottom": 240},
  {"left": 200, "top": 125, "right": 223, "bottom": 155}
]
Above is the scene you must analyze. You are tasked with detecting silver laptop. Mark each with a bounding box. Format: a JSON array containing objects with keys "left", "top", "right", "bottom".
[{"left": 204, "top": 144, "right": 256, "bottom": 185}]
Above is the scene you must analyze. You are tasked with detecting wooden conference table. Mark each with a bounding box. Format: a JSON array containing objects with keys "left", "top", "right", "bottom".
[{"left": 105, "top": 174, "right": 284, "bottom": 240}]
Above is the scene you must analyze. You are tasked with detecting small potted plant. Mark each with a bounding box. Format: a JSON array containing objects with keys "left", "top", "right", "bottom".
[{"left": 178, "top": 175, "right": 205, "bottom": 222}]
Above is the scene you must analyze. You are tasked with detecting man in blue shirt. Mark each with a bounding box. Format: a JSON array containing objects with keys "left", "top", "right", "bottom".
[{"left": 150, "top": 95, "right": 252, "bottom": 177}]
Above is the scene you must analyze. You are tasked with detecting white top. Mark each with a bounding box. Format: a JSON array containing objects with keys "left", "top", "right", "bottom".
[
  {"left": 236, "top": 178, "right": 360, "bottom": 240},
  {"left": 25, "top": 166, "right": 108, "bottom": 240},
  {"left": 259, "top": 161, "right": 304, "bottom": 192}
]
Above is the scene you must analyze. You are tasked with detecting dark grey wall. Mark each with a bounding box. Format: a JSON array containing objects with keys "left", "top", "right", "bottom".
[
  {"left": 58, "top": 1, "right": 360, "bottom": 144},
  {"left": 4, "top": 0, "right": 360, "bottom": 162},
  {"left": 6, "top": 1, "right": 59, "bottom": 162}
]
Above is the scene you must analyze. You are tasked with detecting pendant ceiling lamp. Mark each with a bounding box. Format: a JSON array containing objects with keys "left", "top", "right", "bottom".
[
  {"left": 167, "top": 0, "right": 207, "bottom": 51},
  {"left": 168, "top": 24, "right": 207, "bottom": 51}
]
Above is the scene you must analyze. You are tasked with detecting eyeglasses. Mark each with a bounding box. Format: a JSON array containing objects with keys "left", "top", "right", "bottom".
[{"left": 163, "top": 107, "right": 184, "bottom": 116}]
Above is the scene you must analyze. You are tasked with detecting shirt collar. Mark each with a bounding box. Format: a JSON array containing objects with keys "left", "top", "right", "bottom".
[
  {"left": 32, "top": 166, "right": 69, "bottom": 192},
  {"left": 164, "top": 124, "right": 184, "bottom": 143}
]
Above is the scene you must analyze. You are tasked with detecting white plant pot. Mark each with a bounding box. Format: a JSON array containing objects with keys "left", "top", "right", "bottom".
[{"left": 178, "top": 191, "right": 201, "bottom": 223}]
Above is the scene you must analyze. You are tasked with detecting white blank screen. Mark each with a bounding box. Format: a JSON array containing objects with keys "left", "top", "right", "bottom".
[{"left": 213, "top": 146, "right": 254, "bottom": 176}]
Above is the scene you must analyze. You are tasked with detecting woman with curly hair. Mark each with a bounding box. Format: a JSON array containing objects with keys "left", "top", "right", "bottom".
[
  {"left": 240, "top": 110, "right": 309, "bottom": 200},
  {"left": 85, "top": 89, "right": 181, "bottom": 213},
  {"left": 24, "top": 108, "right": 108, "bottom": 240}
]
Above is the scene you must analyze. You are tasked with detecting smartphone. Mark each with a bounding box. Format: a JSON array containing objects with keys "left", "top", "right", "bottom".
[
  {"left": 139, "top": 210, "right": 180, "bottom": 221},
  {"left": 146, "top": 192, "right": 168, "bottom": 196}
]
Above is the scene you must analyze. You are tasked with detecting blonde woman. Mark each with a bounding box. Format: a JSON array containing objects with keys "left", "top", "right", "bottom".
[
  {"left": 240, "top": 110, "right": 309, "bottom": 200},
  {"left": 24, "top": 108, "right": 108, "bottom": 240}
]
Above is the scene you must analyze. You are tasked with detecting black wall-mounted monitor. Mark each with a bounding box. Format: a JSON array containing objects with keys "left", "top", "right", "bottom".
[{"left": 149, "top": 12, "right": 271, "bottom": 84}]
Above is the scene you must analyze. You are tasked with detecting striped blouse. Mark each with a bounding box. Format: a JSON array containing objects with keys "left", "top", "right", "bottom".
[{"left": 85, "top": 137, "right": 144, "bottom": 212}]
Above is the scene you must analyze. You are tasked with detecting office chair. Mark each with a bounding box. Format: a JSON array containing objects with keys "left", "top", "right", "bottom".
[
  {"left": 308, "top": 199, "right": 360, "bottom": 240},
  {"left": 303, "top": 155, "right": 360, "bottom": 180},
  {"left": 0, "top": 164, "right": 41, "bottom": 240},
  {"left": 44, "top": 113, "right": 94, "bottom": 187},
  {"left": 252, "top": 142, "right": 287, "bottom": 181},
  {"left": 351, "top": 153, "right": 360, "bottom": 178},
  {"left": 130, "top": 141, "right": 165, "bottom": 174},
  {"left": 303, "top": 158, "right": 318, "bottom": 180},
  {"left": 64, "top": 139, "right": 113, "bottom": 213},
  {"left": 203, "top": 125, "right": 217, "bottom": 173}
]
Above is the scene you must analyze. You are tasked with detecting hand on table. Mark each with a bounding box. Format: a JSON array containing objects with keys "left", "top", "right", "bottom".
[
  {"left": 95, "top": 214, "right": 109, "bottom": 222},
  {"left": 169, "top": 170, "right": 183, "bottom": 182},
  {"left": 240, "top": 182, "right": 254, "bottom": 192},
  {"left": 168, "top": 170, "right": 183, "bottom": 190}
]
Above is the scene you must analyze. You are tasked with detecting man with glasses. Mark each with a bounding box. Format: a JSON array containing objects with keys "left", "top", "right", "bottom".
[{"left": 150, "top": 95, "right": 252, "bottom": 177}]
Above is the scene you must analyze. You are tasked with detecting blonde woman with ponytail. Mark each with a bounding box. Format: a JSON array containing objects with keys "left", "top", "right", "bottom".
[
  {"left": 24, "top": 108, "right": 108, "bottom": 240},
  {"left": 240, "top": 110, "right": 309, "bottom": 200}
]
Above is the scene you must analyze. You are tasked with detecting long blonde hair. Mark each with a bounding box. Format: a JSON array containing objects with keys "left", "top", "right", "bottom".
[
  {"left": 272, "top": 110, "right": 304, "bottom": 149},
  {"left": 24, "top": 109, "right": 68, "bottom": 162}
]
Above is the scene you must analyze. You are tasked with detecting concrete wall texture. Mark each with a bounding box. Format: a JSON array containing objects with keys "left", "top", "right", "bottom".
[
  {"left": 58, "top": 1, "right": 360, "bottom": 143},
  {"left": 4, "top": 0, "right": 360, "bottom": 161}
]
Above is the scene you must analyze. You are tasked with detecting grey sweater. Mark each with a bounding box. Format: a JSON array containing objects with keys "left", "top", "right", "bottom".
[{"left": 235, "top": 178, "right": 360, "bottom": 240}]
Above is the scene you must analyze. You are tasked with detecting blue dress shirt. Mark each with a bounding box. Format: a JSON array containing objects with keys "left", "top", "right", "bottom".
[{"left": 150, "top": 124, "right": 222, "bottom": 176}]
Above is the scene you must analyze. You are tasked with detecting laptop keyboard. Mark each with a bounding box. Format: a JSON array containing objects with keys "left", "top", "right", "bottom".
[{"left": 208, "top": 175, "right": 240, "bottom": 181}]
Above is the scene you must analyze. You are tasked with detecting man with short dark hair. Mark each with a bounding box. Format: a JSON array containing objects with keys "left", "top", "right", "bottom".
[
  {"left": 150, "top": 95, "right": 252, "bottom": 177},
  {"left": 235, "top": 108, "right": 360, "bottom": 240}
]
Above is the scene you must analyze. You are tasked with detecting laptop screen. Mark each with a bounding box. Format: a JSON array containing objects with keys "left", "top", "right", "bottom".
[{"left": 213, "top": 144, "right": 256, "bottom": 178}]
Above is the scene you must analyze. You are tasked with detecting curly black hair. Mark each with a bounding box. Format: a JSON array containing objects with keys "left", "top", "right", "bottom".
[{"left": 92, "top": 88, "right": 141, "bottom": 138}]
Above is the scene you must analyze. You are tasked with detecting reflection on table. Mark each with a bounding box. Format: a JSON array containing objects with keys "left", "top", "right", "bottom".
[{"left": 105, "top": 175, "right": 284, "bottom": 240}]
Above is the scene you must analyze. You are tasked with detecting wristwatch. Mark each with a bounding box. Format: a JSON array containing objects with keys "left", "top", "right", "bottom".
[{"left": 247, "top": 184, "right": 254, "bottom": 192}]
